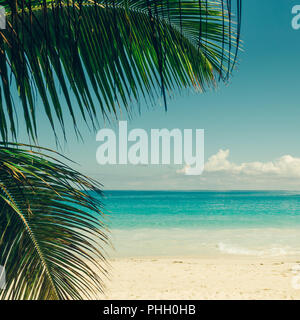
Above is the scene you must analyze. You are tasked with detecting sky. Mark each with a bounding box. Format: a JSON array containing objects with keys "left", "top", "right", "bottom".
[{"left": 22, "top": 0, "right": 300, "bottom": 190}]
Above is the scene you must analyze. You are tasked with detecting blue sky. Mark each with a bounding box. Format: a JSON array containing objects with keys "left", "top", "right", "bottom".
[{"left": 29, "top": 0, "right": 300, "bottom": 190}]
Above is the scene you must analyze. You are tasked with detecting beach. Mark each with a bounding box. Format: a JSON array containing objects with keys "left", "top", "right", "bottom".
[
  {"left": 103, "top": 256, "right": 300, "bottom": 300},
  {"left": 99, "top": 191, "right": 300, "bottom": 300}
]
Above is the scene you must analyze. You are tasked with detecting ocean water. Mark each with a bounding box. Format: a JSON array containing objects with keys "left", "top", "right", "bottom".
[{"left": 98, "top": 191, "right": 300, "bottom": 257}]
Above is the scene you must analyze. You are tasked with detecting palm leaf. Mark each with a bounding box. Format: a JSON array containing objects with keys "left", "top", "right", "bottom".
[
  {"left": 0, "top": 143, "right": 108, "bottom": 300},
  {"left": 0, "top": 0, "right": 242, "bottom": 142}
]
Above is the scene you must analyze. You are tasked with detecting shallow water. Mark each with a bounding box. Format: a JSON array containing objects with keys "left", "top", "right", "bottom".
[{"left": 96, "top": 191, "right": 300, "bottom": 257}]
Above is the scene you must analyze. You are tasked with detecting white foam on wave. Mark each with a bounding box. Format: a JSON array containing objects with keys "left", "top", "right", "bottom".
[
  {"left": 217, "top": 242, "right": 298, "bottom": 256},
  {"left": 107, "top": 228, "right": 300, "bottom": 257}
]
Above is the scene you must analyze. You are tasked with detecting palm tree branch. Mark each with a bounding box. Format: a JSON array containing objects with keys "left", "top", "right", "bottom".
[
  {"left": 0, "top": 143, "right": 108, "bottom": 300},
  {"left": 0, "top": 0, "right": 242, "bottom": 142}
]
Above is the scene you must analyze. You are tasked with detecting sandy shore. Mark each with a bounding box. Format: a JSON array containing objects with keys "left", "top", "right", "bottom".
[{"left": 102, "top": 256, "right": 300, "bottom": 300}]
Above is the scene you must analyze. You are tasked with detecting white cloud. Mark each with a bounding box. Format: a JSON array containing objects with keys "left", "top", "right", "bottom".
[
  {"left": 205, "top": 149, "right": 233, "bottom": 172},
  {"left": 204, "top": 149, "right": 300, "bottom": 177},
  {"left": 176, "top": 164, "right": 191, "bottom": 174},
  {"left": 94, "top": 149, "right": 300, "bottom": 190}
]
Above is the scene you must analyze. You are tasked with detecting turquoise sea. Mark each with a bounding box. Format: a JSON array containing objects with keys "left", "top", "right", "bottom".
[{"left": 99, "top": 191, "right": 300, "bottom": 257}]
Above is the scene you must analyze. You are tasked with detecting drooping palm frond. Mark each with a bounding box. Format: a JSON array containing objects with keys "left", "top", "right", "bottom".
[
  {"left": 0, "top": 143, "right": 108, "bottom": 300},
  {"left": 0, "top": 0, "right": 242, "bottom": 142}
]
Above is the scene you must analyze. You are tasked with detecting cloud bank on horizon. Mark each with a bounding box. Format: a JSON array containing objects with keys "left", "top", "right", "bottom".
[
  {"left": 170, "top": 149, "right": 300, "bottom": 190},
  {"left": 203, "top": 149, "right": 300, "bottom": 178},
  {"left": 91, "top": 149, "right": 300, "bottom": 190}
]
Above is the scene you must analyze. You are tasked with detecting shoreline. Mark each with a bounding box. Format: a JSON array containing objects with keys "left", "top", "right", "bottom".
[{"left": 102, "top": 255, "right": 300, "bottom": 300}]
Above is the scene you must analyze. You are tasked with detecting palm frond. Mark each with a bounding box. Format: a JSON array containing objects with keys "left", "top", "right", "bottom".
[
  {"left": 0, "top": 0, "right": 242, "bottom": 142},
  {"left": 0, "top": 143, "right": 108, "bottom": 300}
]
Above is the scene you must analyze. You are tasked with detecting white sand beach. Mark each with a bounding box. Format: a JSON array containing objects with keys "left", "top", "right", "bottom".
[{"left": 103, "top": 256, "right": 300, "bottom": 300}]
